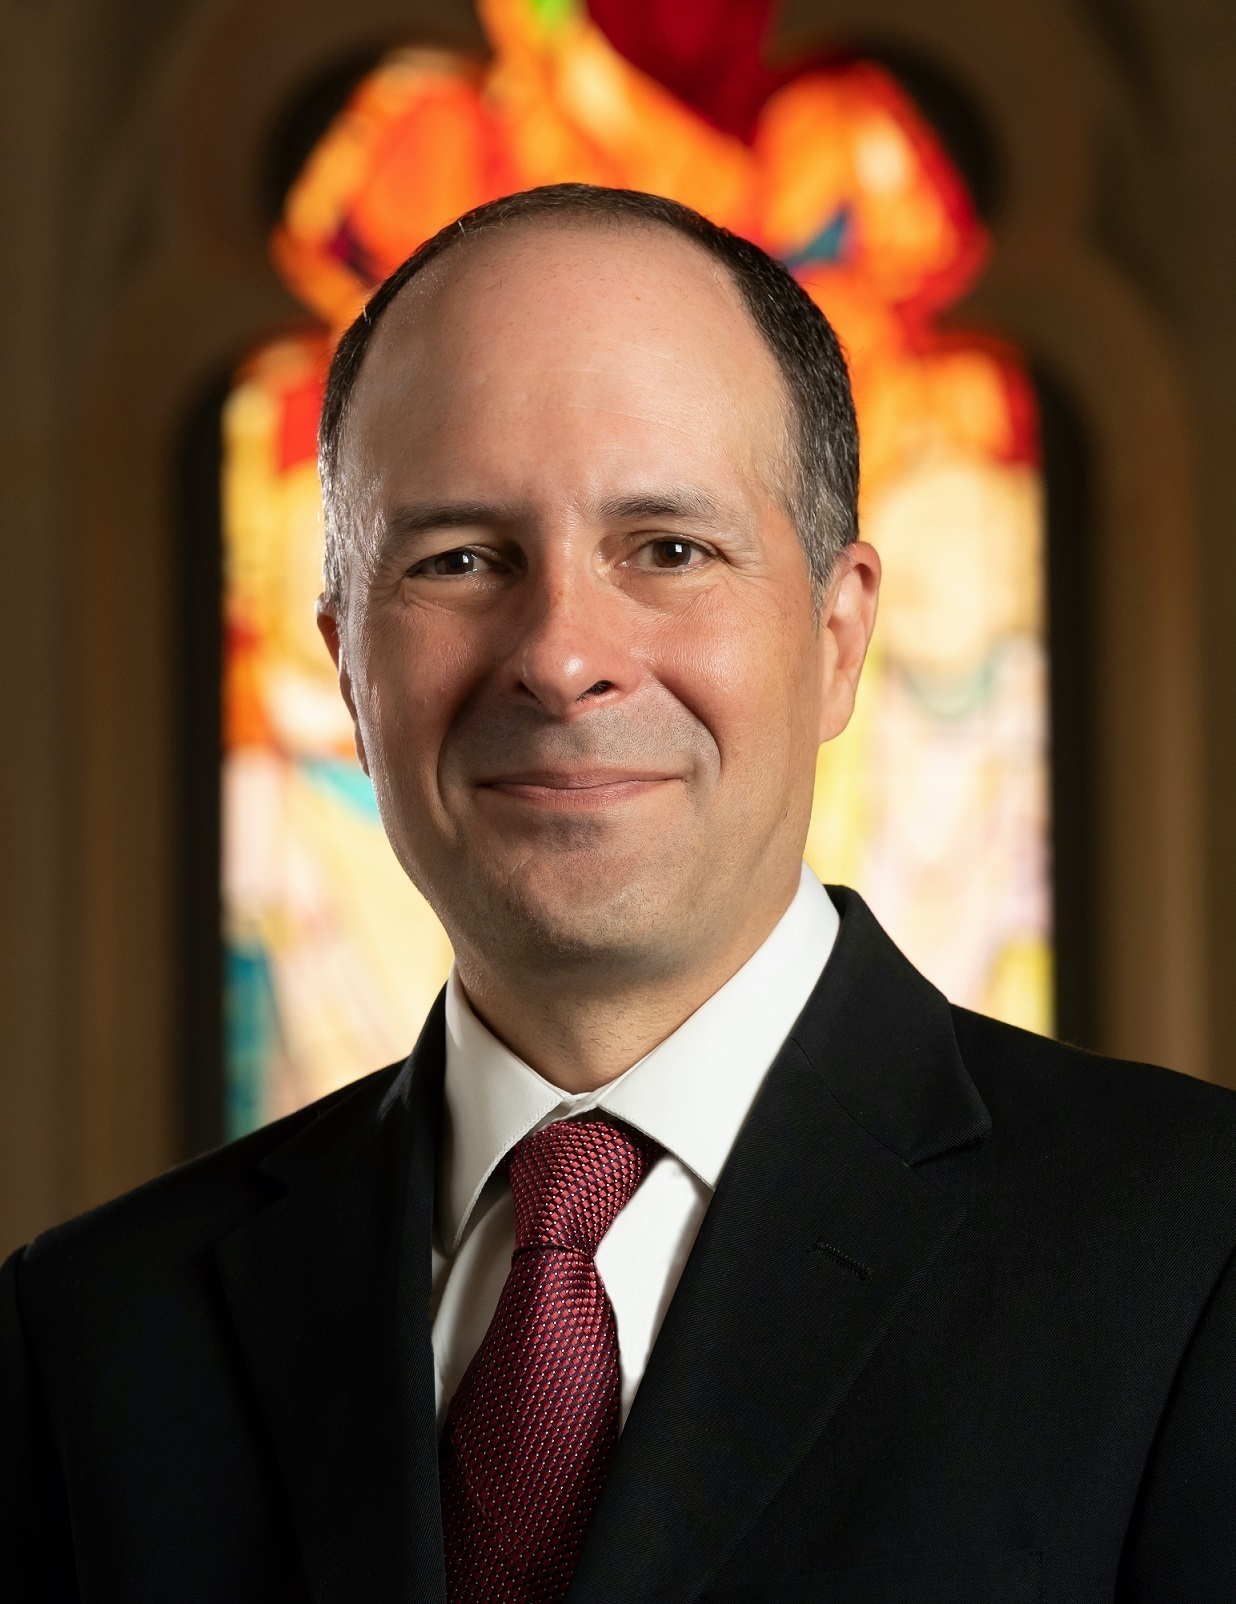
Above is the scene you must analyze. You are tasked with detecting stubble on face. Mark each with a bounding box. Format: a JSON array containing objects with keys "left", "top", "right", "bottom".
[{"left": 331, "top": 221, "right": 825, "bottom": 995}]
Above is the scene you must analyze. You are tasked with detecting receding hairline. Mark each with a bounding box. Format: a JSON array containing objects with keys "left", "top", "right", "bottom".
[{"left": 339, "top": 208, "right": 791, "bottom": 435}]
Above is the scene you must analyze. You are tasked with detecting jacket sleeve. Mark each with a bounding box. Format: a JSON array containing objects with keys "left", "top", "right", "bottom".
[
  {"left": 0, "top": 1246, "right": 79, "bottom": 1600},
  {"left": 1120, "top": 1241, "right": 1236, "bottom": 1600}
]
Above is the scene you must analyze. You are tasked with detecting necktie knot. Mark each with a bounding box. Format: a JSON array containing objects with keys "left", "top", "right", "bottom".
[{"left": 508, "top": 1117, "right": 657, "bottom": 1257}]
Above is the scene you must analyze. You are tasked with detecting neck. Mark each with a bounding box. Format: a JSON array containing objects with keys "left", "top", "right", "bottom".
[{"left": 453, "top": 872, "right": 801, "bottom": 1093}]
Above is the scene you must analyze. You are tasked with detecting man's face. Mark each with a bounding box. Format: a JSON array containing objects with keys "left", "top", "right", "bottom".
[{"left": 321, "top": 223, "right": 875, "bottom": 987}]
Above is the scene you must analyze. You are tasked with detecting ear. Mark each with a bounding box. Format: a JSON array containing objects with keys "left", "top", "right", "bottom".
[
  {"left": 316, "top": 598, "right": 371, "bottom": 776},
  {"left": 817, "top": 540, "right": 881, "bottom": 745}
]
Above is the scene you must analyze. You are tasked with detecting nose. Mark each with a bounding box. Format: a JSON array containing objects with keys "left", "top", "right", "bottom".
[{"left": 506, "top": 560, "right": 637, "bottom": 719}]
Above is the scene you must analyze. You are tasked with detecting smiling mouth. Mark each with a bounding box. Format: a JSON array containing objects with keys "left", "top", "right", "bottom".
[{"left": 476, "top": 771, "right": 678, "bottom": 809}]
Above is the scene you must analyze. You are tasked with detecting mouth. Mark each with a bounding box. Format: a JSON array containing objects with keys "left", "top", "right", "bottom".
[{"left": 475, "top": 769, "right": 679, "bottom": 811}]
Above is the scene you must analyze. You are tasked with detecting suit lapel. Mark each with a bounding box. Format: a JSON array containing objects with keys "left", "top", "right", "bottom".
[
  {"left": 568, "top": 890, "right": 991, "bottom": 1604},
  {"left": 215, "top": 998, "right": 448, "bottom": 1604}
]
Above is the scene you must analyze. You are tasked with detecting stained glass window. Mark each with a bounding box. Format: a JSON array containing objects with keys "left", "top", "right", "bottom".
[{"left": 221, "top": 0, "right": 1050, "bottom": 1134}]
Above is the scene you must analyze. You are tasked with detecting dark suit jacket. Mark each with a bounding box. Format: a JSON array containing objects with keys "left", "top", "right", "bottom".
[{"left": 3, "top": 889, "right": 1236, "bottom": 1602}]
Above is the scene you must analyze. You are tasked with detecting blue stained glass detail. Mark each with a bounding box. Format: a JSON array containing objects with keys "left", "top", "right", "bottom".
[
  {"left": 781, "top": 205, "right": 851, "bottom": 272},
  {"left": 224, "top": 940, "right": 278, "bottom": 1137},
  {"left": 302, "top": 758, "right": 383, "bottom": 821}
]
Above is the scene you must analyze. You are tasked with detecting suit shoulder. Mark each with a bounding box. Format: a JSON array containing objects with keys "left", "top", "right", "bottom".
[
  {"left": 950, "top": 1005, "right": 1236, "bottom": 1211},
  {"left": 18, "top": 1061, "right": 405, "bottom": 1301},
  {"left": 952, "top": 1005, "right": 1236, "bottom": 1121}
]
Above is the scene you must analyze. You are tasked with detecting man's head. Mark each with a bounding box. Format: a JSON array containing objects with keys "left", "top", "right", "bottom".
[{"left": 317, "top": 184, "right": 880, "bottom": 999}]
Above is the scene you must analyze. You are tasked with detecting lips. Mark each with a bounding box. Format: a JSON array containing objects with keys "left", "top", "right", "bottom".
[
  {"left": 475, "top": 770, "right": 679, "bottom": 809},
  {"left": 479, "top": 769, "right": 673, "bottom": 789}
]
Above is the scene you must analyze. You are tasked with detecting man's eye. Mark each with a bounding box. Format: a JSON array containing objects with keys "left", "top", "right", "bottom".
[
  {"left": 413, "top": 548, "right": 489, "bottom": 578},
  {"left": 643, "top": 539, "right": 704, "bottom": 570}
]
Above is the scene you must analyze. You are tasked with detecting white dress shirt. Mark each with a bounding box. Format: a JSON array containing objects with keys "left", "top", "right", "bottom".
[{"left": 430, "top": 863, "right": 840, "bottom": 1430}]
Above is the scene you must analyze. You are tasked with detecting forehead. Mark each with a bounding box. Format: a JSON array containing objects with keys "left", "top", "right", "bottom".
[{"left": 342, "top": 220, "right": 790, "bottom": 497}]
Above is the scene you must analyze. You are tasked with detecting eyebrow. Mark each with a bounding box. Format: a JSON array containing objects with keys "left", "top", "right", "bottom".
[
  {"left": 596, "top": 488, "right": 722, "bottom": 523},
  {"left": 381, "top": 500, "right": 521, "bottom": 541}
]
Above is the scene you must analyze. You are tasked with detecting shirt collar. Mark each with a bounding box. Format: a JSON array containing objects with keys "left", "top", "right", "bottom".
[{"left": 439, "top": 864, "right": 840, "bottom": 1254}]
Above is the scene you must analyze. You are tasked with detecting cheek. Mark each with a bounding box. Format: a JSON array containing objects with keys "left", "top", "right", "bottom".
[
  {"left": 355, "top": 606, "right": 484, "bottom": 795},
  {"left": 649, "top": 594, "right": 820, "bottom": 778}
]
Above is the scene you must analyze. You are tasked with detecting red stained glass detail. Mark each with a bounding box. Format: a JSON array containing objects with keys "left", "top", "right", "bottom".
[
  {"left": 276, "top": 374, "right": 327, "bottom": 472},
  {"left": 586, "top": 0, "right": 792, "bottom": 142}
]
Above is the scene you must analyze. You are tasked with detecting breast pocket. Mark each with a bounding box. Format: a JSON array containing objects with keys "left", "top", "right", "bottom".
[{"left": 704, "top": 1546, "right": 1043, "bottom": 1602}]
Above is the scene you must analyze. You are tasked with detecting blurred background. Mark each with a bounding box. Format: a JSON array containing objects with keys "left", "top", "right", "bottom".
[{"left": 3, "top": 0, "right": 1234, "bottom": 1260}]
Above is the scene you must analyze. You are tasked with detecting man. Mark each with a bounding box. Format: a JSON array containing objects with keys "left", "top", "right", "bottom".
[{"left": 2, "top": 184, "right": 1234, "bottom": 1603}]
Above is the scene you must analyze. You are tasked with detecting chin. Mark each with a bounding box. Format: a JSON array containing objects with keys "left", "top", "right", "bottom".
[{"left": 466, "top": 849, "right": 684, "bottom": 969}]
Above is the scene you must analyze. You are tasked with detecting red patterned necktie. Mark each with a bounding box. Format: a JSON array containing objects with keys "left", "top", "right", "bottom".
[{"left": 439, "top": 1116, "right": 659, "bottom": 1603}]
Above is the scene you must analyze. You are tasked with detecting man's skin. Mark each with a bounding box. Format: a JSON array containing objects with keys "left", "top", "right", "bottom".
[{"left": 318, "top": 220, "right": 881, "bottom": 1093}]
